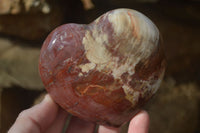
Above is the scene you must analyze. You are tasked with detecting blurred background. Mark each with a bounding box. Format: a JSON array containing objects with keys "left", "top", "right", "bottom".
[{"left": 0, "top": 0, "right": 200, "bottom": 132}]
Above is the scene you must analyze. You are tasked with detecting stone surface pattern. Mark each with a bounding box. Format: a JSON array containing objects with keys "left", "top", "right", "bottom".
[{"left": 39, "top": 9, "right": 166, "bottom": 126}]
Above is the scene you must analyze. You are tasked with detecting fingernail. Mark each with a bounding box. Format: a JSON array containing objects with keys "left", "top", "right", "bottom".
[{"left": 42, "top": 94, "right": 53, "bottom": 103}]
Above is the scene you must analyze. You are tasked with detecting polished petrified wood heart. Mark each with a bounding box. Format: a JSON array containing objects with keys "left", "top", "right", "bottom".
[{"left": 39, "top": 8, "right": 166, "bottom": 127}]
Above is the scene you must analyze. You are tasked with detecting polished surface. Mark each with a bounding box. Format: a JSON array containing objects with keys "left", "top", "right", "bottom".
[{"left": 39, "top": 8, "right": 166, "bottom": 127}]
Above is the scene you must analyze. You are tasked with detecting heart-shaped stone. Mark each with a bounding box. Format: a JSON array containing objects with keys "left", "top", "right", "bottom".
[{"left": 39, "top": 8, "right": 166, "bottom": 127}]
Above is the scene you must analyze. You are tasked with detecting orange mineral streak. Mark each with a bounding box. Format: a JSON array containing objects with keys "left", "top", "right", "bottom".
[
  {"left": 76, "top": 84, "right": 106, "bottom": 96},
  {"left": 127, "top": 11, "right": 139, "bottom": 39}
]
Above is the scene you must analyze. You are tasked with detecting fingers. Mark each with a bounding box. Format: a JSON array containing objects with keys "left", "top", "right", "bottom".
[
  {"left": 45, "top": 108, "right": 68, "bottom": 133},
  {"left": 98, "top": 125, "right": 121, "bottom": 133},
  {"left": 65, "top": 116, "right": 96, "bottom": 133},
  {"left": 8, "top": 93, "right": 149, "bottom": 133},
  {"left": 8, "top": 94, "right": 60, "bottom": 133},
  {"left": 128, "top": 110, "right": 150, "bottom": 133}
]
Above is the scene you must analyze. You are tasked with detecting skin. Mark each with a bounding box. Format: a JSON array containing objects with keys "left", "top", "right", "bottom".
[{"left": 8, "top": 94, "right": 149, "bottom": 133}]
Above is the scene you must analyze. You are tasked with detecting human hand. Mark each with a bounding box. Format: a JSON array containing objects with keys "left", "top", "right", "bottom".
[{"left": 8, "top": 94, "right": 149, "bottom": 133}]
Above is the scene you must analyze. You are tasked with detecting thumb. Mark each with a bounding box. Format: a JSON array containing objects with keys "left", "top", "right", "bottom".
[
  {"left": 128, "top": 110, "right": 150, "bottom": 133},
  {"left": 8, "top": 94, "right": 59, "bottom": 133}
]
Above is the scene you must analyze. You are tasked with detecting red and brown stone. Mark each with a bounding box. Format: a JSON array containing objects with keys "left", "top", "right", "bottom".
[{"left": 39, "top": 8, "right": 166, "bottom": 127}]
